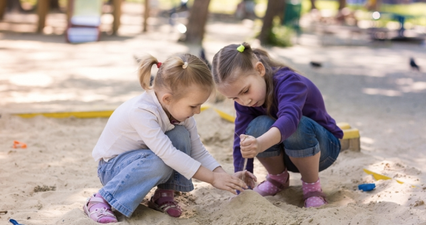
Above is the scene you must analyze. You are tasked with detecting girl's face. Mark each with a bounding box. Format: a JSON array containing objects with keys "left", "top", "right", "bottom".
[
  {"left": 217, "top": 62, "right": 266, "bottom": 107},
  {"left": 161, "top": 85, "right": 211, "bottom": 123}
]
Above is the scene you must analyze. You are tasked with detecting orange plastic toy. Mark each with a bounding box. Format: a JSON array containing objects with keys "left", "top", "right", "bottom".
[{"left": 13, "top": 141, "right": 27, "bottom": 149}]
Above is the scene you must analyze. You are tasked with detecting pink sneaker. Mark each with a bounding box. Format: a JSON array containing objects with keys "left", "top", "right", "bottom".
[
  {"left": 83, "top": 193, "right": 118, "bottom": 223},
  {"left": 302, "top": 178, "right": 327, "bottom": 207},
  {"left": 148, "top": 189, "right": 182, "bottom": 217},
  {"left": 253, "top": 170, "right": 290, "bottom": 196}
]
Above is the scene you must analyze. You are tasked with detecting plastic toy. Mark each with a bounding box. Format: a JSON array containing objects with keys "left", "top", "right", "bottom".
[
  {"left": 12, "top": 140, "right": 27, "bottom": 149},
  {"left": 358, "top": 183, "right": 376, "bottom": 191}
]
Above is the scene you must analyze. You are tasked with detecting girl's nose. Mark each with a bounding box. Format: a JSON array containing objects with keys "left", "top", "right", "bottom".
[{"left": 194, "top": 106, "right": 201, "bottom": 114}]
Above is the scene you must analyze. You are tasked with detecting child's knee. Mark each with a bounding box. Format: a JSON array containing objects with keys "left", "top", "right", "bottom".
[
  {"left": 246, "top": 115, "right": 275, "bottom": 137},
  {"left": 166, "top": 125, "right": 191, "bottom": 154},
  {"left": 149, "top": 155, "right": 174, "bottom": 180},
  {"left": 286, "top": 117, "right": 316, "bottom": 145}
]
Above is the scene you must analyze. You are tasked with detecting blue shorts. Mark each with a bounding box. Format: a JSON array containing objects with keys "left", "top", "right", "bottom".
[{"left": 245, "top": 115, "right": 341, "bottom": 173}]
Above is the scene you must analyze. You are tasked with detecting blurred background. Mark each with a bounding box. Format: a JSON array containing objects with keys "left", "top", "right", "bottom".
[
  {"left": 0, "top": 0, "right": 425, "bottom": 114},
  {"left": 1, "top": 0, "right": 425, "bottom": 45}
]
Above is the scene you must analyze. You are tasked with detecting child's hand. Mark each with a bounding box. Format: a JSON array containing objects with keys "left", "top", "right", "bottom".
[
  {"left": 240, "top": 134, "right": 261, "bottom": 158},
  {"left": 211, "top": 172, "right": 248, "bottom": 195},
  {"left": 234, "top": 170, "right": 257, "bottom": 189}
]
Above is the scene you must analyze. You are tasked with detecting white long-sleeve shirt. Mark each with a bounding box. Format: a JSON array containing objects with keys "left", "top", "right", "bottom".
[{"left": 92, "top": 89, "right": 220, "bottom": 179}]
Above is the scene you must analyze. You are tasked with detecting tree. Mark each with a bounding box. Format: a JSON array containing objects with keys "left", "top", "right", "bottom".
[
  {"left": 6, "top": 0, "right": 24, "bottom": 12},
  {"left": 338, "top": 0, "right": 346, "bottom": 10},
  {"left": 183, "top": 0, "right": 211, "bottom": 45},
  {"left": 50, "top": 0, "right": 60, "bottom": 11},
  {"left": 310, "top": 0, "right": 316, "bottom": 10},
  {"left": 258, "top": 0, "right": 285, "bottom": 45}
]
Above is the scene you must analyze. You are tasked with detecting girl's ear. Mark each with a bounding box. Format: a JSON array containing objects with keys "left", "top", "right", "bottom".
[
  {"left": 161, "top": 93, "right": 173, "bottom": 105},
  {"left": 255, "top": 62, "right": 266, "bottom": 77}
]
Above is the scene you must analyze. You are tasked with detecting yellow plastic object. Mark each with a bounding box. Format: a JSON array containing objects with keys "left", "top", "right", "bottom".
[
  {"left": 337, "top": 122, "right": 351, "bottom": 130},
  {"left": 15, "top": 105, "right": 211, "bottom": 119},
  {"left": 342, "top": 128, "right": 360, "bottom": 139},
  {"left": 14, "top": 110, "right": 115, "bottom": 118},
  {"left": 363, "top": 169, "right": 410, "bottom": 186},
  {"left": 214, "top": 108, "right": 235, "bottom": 123},
  {"left": 200, "top": 105, "right": 210, "bottom": 112}
]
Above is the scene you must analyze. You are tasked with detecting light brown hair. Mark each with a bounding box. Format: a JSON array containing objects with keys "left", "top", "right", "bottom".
[
  {"left": 138, "top": 53, "right": 214, "bottom": 100},
  {"left": 212, "top": 42, "right": 291, "bottom": 114}
]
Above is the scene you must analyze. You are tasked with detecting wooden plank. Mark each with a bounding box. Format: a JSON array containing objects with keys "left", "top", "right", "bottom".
[
  {"left": 112, "top": 0, "right": 121, "bottom": 34},
  {"left": 66, "top": 0, "right": 73, "bottom": 25},
  {"left": 37, "top": 0, "right": 51, "bottom": 33},
  {"left": 13, "top": 105, "right": 211, "bottom": 119},
  {"left": 14, "top": 110, "right": 115, "bottom": 119}
]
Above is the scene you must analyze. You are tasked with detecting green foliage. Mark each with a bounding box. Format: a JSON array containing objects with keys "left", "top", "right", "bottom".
[
  {"left": 299, "top": 0, "right": 426, "bottom": 26},
  {"left": 266, "top": 17, "right": 294, "bottom": 47}
]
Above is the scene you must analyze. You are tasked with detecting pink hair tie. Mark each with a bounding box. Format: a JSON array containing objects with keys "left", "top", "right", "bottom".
[{"left": 156, "top": 62, "right": 162, "bottom": 68}]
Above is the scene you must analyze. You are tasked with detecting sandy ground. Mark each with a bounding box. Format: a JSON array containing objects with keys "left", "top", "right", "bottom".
[{"left": 1, "top": 3, "right": 426, "bottom": 225}]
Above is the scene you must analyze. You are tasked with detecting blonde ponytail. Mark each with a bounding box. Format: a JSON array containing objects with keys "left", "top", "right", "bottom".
[{"left": 137, "top": 54, "right": 159, "bottom": 90}]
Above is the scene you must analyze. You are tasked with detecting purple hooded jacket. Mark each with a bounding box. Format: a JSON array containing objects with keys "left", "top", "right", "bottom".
[{"left": 233, "top": 67, "right": 343, "bottom": 173}]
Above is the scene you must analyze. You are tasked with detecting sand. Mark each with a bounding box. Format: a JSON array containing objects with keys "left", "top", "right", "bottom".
[{"left": 1, "top": 3, "right": 426, "bottom": 224}]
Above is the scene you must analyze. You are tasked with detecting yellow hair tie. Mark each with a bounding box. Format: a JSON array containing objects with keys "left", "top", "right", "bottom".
[
  {"left": 237, "top": 44, "right": 245, "bottom": 53},
  {"left": 182, "top": 62, "right": 188, "bottom": 69}
]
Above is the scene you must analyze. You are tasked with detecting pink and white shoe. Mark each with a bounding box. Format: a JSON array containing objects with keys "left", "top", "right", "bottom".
[
  {"left": 253, "top": 169, "right": 290, "bottom": 196},
  {"left": 302, "top": 178, "right": 327, "bottom": 207},
  {"left": 83, "top": 193, "right": 118, "bottom": 223}
]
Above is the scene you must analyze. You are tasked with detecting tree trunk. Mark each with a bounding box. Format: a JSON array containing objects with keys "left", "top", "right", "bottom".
[
  {"left": 310, "top": 0, "right": 316, "bottom": 10},
  {"left": 183, "top": 0, "right": 211, "bottom": 45},
  {"left": 259, "top": 0, "right": 285, "bottom": 45},
  {"left": 7, "top": 0, "right": 24, "bottom": 12},
  {"left": 50, "top": 0, "right": 60, "bottom": 11},
  {"left": 0, "top": 0, "right": 7, "bottom": 19},
  {"left": 338, "top": 0, "right": 346, "bottom": 10}
]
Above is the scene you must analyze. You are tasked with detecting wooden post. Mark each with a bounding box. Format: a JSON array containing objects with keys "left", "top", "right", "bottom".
[
  {"left": 0, "top": 0, "right": 6, "bottom": 20},
  {"left": 37, "top": 0, "right": 50, "bottom": 33},
  {"left": 66, "top": 0, "right": 73, "bottom": 25},
  {"left": 143, "top": 0, "right": 149, "bottom": 32},
  {"left": 112, "top": 0, "right": 121, "bottom": 34}
]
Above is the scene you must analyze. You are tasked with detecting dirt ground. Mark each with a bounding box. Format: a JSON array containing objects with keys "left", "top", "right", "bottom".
[{"left": 1, "top": 2, "right": 426, "bottom": 225}]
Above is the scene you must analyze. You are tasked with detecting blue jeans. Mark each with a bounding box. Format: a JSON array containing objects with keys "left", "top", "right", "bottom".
[
  {"left": 97, "top": 125, "right": 194, "bottom": 217},
  {"left": 246, "top": 116, "right": 341, "bottom": 173}
]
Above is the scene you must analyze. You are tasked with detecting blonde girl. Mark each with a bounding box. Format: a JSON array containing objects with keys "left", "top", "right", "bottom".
[{"left": 84, "top": 53, "right": 255, "bottom": 223}]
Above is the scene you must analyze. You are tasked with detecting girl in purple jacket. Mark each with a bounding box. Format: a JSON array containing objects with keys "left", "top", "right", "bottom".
[{"left": 212, "top": 42, "right": 343, "bottom": 207}]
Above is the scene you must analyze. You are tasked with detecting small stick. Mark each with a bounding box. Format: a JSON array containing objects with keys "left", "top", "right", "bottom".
[{"left": 236, "top": 132, "right": 248, "bottom": 184}]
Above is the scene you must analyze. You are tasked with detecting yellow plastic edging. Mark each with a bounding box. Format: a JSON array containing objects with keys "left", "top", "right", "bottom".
[
  {"left": 337, "top": 122, "right": 351, "bottom": 130},
  {"left": 14, "top": 105, "right": 211, "bottom": 119},
  {"left": 213, "top": 108, "right": 235, "bottom": 123},
  {"left": 14, "top": 110, "right": 115, "bottom": 118},
  {"left": 342, "top": 128, "right": 360, "bottom": 139},
  {"left": 200, "top": 105, "right": 210, "bottom": 112}
]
